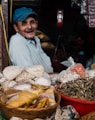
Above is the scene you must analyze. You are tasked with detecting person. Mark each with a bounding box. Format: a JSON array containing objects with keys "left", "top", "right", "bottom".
[{"left": 9, "top": 7, "right": 53, "bottom": 73}]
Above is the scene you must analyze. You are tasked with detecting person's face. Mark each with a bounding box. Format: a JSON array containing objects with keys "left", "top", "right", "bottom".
[{"left": 13, "top": 17, "right": 38, "bottom": 39}]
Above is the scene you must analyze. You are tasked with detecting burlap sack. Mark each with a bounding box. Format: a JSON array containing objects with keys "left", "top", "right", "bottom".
[{"left": 81, "top": 112, "right": 95, "bottom": 120}]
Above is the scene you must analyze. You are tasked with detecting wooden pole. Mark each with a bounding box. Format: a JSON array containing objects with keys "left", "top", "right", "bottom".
[{"left": 0, "top": 0, "right": 8, "bottom": 71}]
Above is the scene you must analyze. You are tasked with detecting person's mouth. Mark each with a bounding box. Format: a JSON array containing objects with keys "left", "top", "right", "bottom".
[{"left": 25, "top": 29, "right": 35, "bottom": 33}]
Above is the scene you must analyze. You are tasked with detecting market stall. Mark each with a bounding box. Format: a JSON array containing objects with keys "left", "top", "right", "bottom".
[{"left": 0, "top": 0, "right": 95, "bottom": 119}]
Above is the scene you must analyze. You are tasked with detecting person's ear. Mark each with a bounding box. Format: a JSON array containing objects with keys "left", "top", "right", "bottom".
[{"left": 13, "top": 24, "right": 19, "bottom": 32}]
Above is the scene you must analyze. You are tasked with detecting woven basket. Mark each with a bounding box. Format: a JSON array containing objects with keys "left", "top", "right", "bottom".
[{"left": 0, "top": 90, "right": 61, "bottom": 119}]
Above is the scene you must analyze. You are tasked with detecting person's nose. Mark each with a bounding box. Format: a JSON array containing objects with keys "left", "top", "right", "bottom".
[{"left": 27, "top": 23, "right": 32, "bottom": 29}]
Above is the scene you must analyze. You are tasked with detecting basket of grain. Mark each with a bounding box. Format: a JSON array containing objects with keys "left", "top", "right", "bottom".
[{"left": 0, "top": 88, "right": 61, "bottom": 120}]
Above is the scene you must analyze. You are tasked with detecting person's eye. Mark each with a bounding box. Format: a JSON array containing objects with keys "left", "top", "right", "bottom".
[
  {"left": 30, "top": 20, "right": 37, "bottom": 24},
  {"left": 22, "top": 21, "right": 27, "bottom": 26}
]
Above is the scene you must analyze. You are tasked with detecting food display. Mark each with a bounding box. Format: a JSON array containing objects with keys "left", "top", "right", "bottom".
[
  {"left": 0, "top": 65, "right": 61, "bottom": 119},
  {"left": 0, "top": 65, "right": 52, "bottom": 91},
  {"left": 56, "top": 63, "right": 95, "bottom": 116},
  {"left": 1, "top": 87, "right": 56, "bottom": 109},
  {"left": 0, "top": 85, "right": 61, "bottom": 119},
  {"left": 57, "top": 63, "right": 95, "bottom": 101},
  {"left": 1, "top": 63, "right": 95, "bottom": 119},
  {"left": 57, "top": 77, "right": 95, "bottom": 100}
]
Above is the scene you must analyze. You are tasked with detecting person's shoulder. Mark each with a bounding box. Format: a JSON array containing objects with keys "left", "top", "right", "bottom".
[
  {"left": 9, "top": 33, "right": 24, "bottom": 44},
  {"left": 10, "top": 33, "right": 20, "bottom": 40}
]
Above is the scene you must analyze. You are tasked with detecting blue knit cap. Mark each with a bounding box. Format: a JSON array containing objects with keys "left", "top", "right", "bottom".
[{"left": 13, "top": 7, "right": 38, "bottom": 23}]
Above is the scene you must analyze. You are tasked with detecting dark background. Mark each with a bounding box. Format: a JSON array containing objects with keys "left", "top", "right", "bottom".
[{"left": 9, "top": 0, "right": 95, "bottom": 67}]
